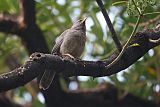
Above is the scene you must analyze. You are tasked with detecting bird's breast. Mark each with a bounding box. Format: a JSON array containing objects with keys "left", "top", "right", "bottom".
[{"left": 60, "top": 31, "right": 86, "bottom": 58}]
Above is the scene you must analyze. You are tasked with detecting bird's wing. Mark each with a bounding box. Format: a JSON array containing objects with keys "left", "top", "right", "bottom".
[
  {"left": 51, "top": 29, "right": 69, "bottom": 54},
  {"left": 39, "top": 29, "right": 70, "bottom": 90},
  {"left": 39, "top": 68, "right": 56, "bottom": 90}
]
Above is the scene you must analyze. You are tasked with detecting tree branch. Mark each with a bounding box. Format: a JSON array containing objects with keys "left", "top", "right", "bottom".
[
  {"left": 129, "top": 15, "right": 160, "bottom": 28},
  {"left": 95, "top": 0, "right": 122, "bottom": 52},
  {"left": 19, "top": 0, "right": 36, "bottom": 26},
  {"left": 65, "top": 84, "right": 160, "bottom": 107},
  {"left": 0, "top": 0, "right": 63, "bottom": 106},
  {"left": 0, "top": 59, "right": 44, "bottom": 92},
  {"left": 0, "top": 0, "right": 36, "bottom": 34},
  {"left": 106, "top": 15, "right": 142, "bottom": 68},
  {"left": 0, "top": 13, "right": 20, "bottom": 34},
  {"left": 0, "top": 29, "right": 159, "bottom": 92}
]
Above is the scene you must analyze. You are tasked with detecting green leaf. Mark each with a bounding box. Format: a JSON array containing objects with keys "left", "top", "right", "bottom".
[
  {"left": 130, "top": 43, "right": 140, "bottom": 47},
  {"left": 112, "top": 1, "right": 127, "bottom": 6}
]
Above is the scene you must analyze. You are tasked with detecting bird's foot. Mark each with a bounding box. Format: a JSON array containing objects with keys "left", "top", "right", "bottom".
[{"left": 62, "top": 54, "right": 75, "bottom": 60}]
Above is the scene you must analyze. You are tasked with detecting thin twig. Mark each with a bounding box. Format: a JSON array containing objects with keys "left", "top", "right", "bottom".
[
  {"left": 129, "top": 15, "right": 160, "bottom": 28},
  {"left": 143, "top": 12, "right": 160, "bottom": 16},
  {"left": 131, "top": 0, "right": 141, "bottom": 15},
  {"left": 149, "top": 38, "right": 160, "bottom": 44},
  {"left": 106, "top": 15, "right": 142, "bottom": 68},
  {"left": 106, "top": 0, "right": 144, "bottom": 68},
  {"left": 95, "top": 0, "right": 122, "bottom": 52}
]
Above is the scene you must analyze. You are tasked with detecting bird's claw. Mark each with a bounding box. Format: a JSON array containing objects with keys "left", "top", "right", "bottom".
[{"left": 62, "top": 54, "right": 75, "bottom": 60}]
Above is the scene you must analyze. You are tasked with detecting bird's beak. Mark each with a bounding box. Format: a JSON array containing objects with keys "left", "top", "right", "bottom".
[{"left": 82, "top": 17, "right": 87, "bottom": 23}]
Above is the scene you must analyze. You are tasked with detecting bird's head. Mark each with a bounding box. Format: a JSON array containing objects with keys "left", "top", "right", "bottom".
[{"left": 71, "top": 18, "right": 87, "bottom": 30}]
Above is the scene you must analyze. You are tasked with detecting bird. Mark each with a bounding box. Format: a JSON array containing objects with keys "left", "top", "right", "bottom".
[{"left": 39, "top": 18, "right": 87, "bottom": 90}]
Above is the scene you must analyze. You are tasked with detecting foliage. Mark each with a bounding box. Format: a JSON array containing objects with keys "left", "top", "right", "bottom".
[{"left": 127, "top": 0, "right": 157, "bottom": 16}]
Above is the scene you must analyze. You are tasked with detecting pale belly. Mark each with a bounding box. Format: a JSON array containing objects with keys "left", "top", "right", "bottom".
[{"left": 60, "top": 35, "right": 86, "bottom": 58}]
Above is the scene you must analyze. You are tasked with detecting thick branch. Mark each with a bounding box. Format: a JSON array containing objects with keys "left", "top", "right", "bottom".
[
  {"left": 19, "top": 0, "right": 36, "bottom": 25},
  {"left": 0, "top": 30, "right": 159, "bottom": 92},
  {"left": 0, "top": 0, "right": 36, "bottom": 34},
  {"left": 65, "top": 84, "right": 160, "bottom": 107},
  {"left": 0, "top": 13, "right": 20, "bottom": 34},
  {"left": 95, "top": 0, "right": 122, "bottom": 52},
  {"left": 0, "top": 59, "right": 44, "bottom": 92},
  {"left": 0, "top": 0, "right": 62, "bottom": 106}
]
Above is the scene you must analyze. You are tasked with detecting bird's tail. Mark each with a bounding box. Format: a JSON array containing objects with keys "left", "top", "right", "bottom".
[{"left": 39, "top": 69, "right": 56, "bottom": 90}]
